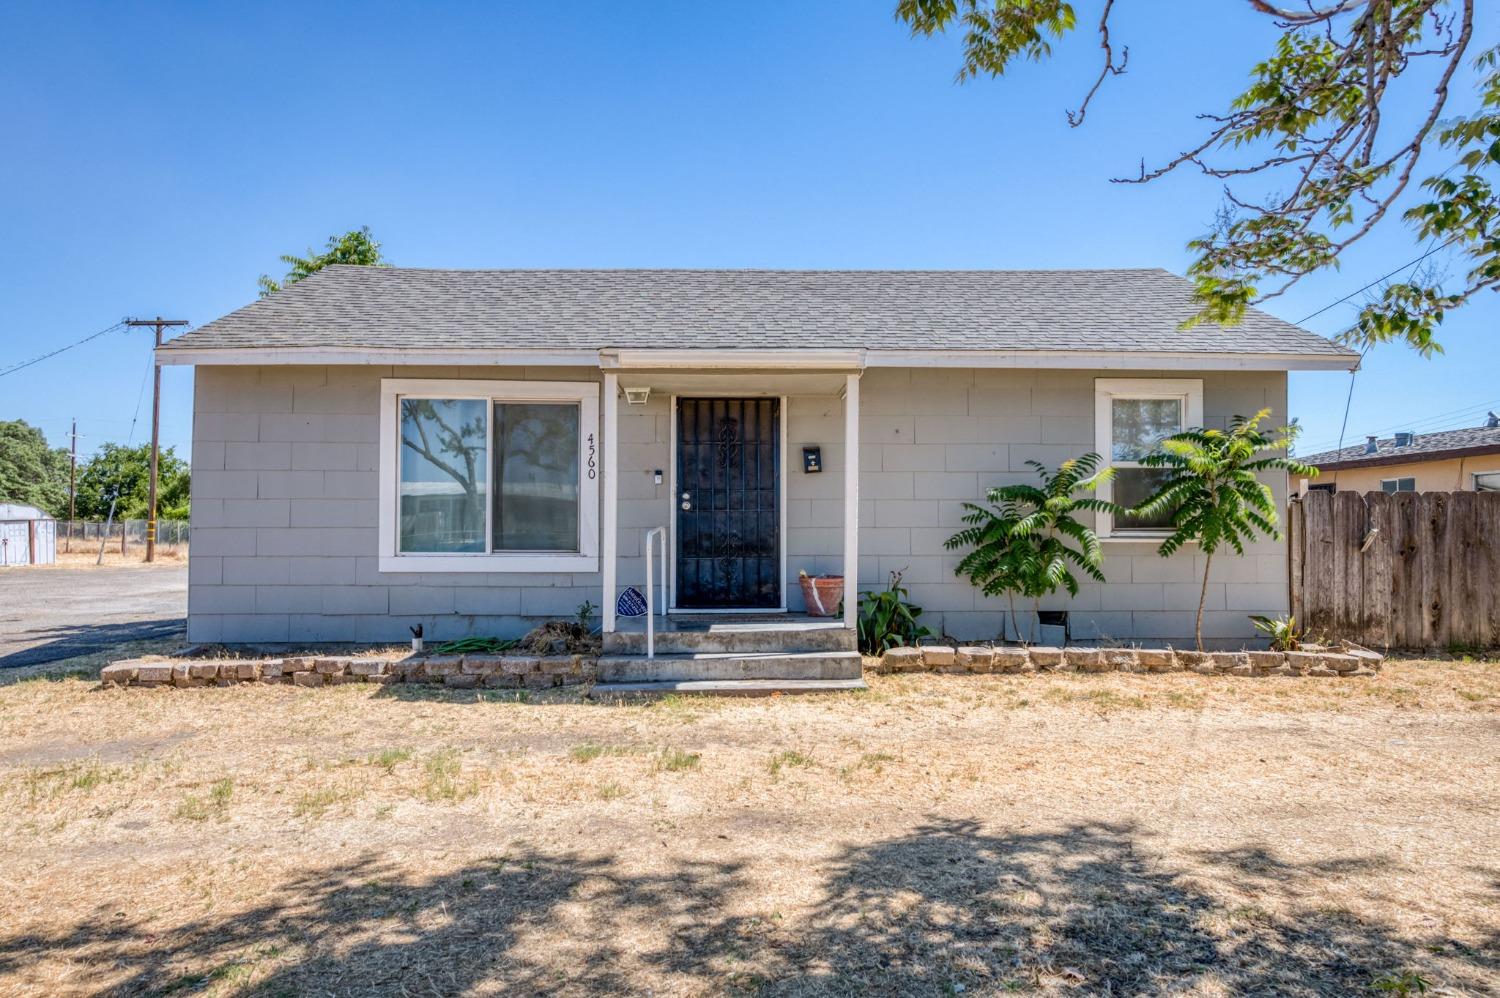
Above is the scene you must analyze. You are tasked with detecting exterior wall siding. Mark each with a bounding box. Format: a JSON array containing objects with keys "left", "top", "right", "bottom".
[
  {"left": 190, "top": 365, "right": 1289, "bottom": 648},
  {"left": 863, "top": 368, "right": 1290, "bottom": 644}
]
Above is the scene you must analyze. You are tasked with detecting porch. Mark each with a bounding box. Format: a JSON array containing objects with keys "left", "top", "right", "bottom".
[{"left": 595, "top": 356, "right": 865, "bottom": 692}]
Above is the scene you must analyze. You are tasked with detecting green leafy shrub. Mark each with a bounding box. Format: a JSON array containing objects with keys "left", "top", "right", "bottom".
[
  {"left": 1249, "top": 613, "right": 1301, "bottom": 651},
  {"left": 945, "top": 454, "right": 1116, "bottom": 642},
  {"left": 1130, "top": 409, "right": 1314, "bottom": 650},
  {"left": 856, "top": 570, "right": 932, "bottom": 654}
]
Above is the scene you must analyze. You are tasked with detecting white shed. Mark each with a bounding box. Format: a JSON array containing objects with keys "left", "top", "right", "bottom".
[{"left": 0, "top": 503, "right": 56, "bottom": 566}]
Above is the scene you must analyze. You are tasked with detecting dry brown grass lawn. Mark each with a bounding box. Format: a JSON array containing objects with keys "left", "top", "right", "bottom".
[
  {"left": 40, "top": 544, "right": 188, "bottom": 569},
  {"left": 0, "top": 660, "right": 1497, "bottom": 996}
]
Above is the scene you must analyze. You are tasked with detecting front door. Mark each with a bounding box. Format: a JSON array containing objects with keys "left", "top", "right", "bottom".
[{"left": 675, "top": 397, "right": 780, "bottom": 609}]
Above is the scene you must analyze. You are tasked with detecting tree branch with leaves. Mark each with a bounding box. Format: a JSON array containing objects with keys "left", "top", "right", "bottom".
[
  {"left": 897, "top": 0, "right": 1498, "bottom": 356},
  {"left": 258, "top": 226, "right": 388, "bottom": 297}
]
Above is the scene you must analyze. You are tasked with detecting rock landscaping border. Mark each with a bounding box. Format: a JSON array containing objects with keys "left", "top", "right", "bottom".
[
  {"left": 874, "top": 644, "right": 1383, "bottom": 677},
  {"left": 100, "top": 653, "right": 599, "bottom": 690}
]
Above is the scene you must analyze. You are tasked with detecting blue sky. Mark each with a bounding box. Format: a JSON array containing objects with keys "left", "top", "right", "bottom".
[{"left": 2, "top": 1, "right": 1496, "bottom": 461}]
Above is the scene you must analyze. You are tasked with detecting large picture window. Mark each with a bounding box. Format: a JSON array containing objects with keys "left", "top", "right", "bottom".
[
  {"left": 380, "top": 380, "right": 599, "bottom": 572},
  {"left": 1094, "top": 379, "right": 1203, "bottom": 537}
]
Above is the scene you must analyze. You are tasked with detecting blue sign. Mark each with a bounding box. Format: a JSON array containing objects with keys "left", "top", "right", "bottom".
[{"left": 616, "top": 586, "right": 648, "bottom": 617}]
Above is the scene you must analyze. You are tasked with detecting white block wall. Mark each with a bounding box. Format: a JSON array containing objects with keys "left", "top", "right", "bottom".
[
  {"left": 188, "top": 365, "right": 1288, "bottom": 647},
  {"left": 843, "top": 368, "right": 1290, "bottom": 645}
]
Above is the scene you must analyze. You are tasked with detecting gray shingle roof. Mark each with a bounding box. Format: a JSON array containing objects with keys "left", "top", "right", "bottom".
[
  {"left": 1301, "top": 420, "right": 1500, "bottom": 469},
  {"left": 160, "top": 266, "right": 1356, "bottom": 359}
]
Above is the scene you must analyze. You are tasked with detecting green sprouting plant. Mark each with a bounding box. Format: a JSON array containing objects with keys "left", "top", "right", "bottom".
[
  {"left": 656, "top": 748, "right": 701, "bottom": 773},
  {"left": 1249, "top": 613, "right": 1302, "bottom": 652},
  {"left": 945, "top": 454, "right": 1117, "bottom": 643},
  {"left": 856, "top": 570, "right": 933, "bottom": 654},
  {"left": 1370, "top": 969, "right": 1431, "bottom": 996},
  {"left": 576, "top": 600, "right": 598, "bottom": 632},
  {"left": 1130, "top": 409, "right": 1314, "bottom": 651}
]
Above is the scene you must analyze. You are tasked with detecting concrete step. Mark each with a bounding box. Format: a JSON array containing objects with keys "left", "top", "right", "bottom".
[
  {"left": 603, "top": 624, "right": 856, "bottom": 656},
  {"left": 598, "top": 649, "right": 863, "bottom": 682},
  {"left": 588, "top": 678, "right": 868, "bottom": 699}
]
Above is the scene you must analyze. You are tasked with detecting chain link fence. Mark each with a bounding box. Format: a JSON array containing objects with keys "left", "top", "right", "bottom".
[{"left": 56, "top": 519, "right": 191, "bottom": 552}]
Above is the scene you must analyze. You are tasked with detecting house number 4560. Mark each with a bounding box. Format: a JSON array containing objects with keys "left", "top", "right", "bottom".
[{"left": 586, "top": 433, "right": 597, "bottom": 479}]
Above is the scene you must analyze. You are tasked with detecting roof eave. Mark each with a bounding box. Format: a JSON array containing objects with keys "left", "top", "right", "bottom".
[
  {"left": 1306, "top": 443, "right": 1500, "bottom": 471},
  {"left": 158, "top": 344, "right": 1359, "bottom": 372}
]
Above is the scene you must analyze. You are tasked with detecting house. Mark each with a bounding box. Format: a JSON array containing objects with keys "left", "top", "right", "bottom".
[
  {"left": 158, "top": 266, "right": 1357, "bottom": 655},
  {"left": 1298, "top": 416, "right": 1500, "bottom": 495}
]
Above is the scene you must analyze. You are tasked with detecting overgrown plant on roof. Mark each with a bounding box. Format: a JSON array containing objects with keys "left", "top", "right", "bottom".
[
  {"left": 258, "top": 226, "right": 388, "bottom": 297},
  {"left": 1129, "top": 410, "right": 1315, "bottom": 651},
  {"left": 946, "top": 454, "right": 1117, "bottom": 643}
]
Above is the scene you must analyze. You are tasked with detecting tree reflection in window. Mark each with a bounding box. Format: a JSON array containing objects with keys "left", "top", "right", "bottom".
[
  {"left": 493, "top": 403, "right": 579, "bottom": 551},
  {"left": 399, "top": 399, "right": 488, "bottom": 552}
]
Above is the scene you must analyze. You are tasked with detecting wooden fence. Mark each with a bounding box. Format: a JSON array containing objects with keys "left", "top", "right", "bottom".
[{"left": 1289, "top": 490, "right": 1500, "bottom": 651}]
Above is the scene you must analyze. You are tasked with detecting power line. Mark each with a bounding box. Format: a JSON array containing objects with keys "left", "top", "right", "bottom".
[
  {"left": 1301, "top": 394, "right": 1500, "bottom": 454},
  {"left": 0, "top": 320, "right": 126, "bottom": 379},
  {"left": 125, "top": 348, "right": 154, "bottom": 446},
  {"left": 1299, "top": 235, "right": 1454, "bottom": 462},
  {"left": 1293, "top": 240, "right": 1453, "bottom": 326}
]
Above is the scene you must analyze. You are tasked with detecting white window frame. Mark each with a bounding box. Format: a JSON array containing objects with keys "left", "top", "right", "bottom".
[
  {"left": 1472, "top": 470, "right": 1500, "bottom": 492},
  {"left": 1094, "top": 378, "right": 1204, "bottom": 538},
  {"left": 379, "top": 378, "right": 600, "bottom": 573},
  {"left": 1381, "top": 477, "right": 1417, "bottom": 494}
]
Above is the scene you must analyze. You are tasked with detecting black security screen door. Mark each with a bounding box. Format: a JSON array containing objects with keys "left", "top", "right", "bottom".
[{"left": 675, "top": 398, "right": 780, "bottom": 609}]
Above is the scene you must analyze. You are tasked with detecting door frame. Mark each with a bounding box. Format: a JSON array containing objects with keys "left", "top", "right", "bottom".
[{"left": 668, "top": 393, "right": 788, "bottom": 613}]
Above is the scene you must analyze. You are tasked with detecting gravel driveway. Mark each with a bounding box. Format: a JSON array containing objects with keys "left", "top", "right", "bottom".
[{"left": 0, "top": 565, "right": 186, "bottom": 669}]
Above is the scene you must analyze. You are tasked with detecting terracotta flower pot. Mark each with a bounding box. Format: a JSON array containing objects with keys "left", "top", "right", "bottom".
[{"left": 799, "top": 574, "right": 844, "bottom": 617}]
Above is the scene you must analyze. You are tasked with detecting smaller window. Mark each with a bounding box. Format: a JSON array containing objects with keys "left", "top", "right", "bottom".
[
  {"left": 1094, "top": 379, "right": 1204, "bottom": 536},
  {"left": 1474, "top": 471, "right": 1500, "bottom": 492},
  {"left": 1380, "top": 477, "right": 1416, "bottom": 494},
  {"left": 1307, "top": 482, "right": 1336, "bottom": 493}
]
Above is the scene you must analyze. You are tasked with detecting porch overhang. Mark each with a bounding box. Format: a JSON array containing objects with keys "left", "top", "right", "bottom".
[{"left": 599, "top": 349, "right": 865, "bottom": 371}]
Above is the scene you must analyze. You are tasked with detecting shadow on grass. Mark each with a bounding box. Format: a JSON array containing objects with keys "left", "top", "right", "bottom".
[{"left": 0, "top": 821, "right": 1492, "bottom": 995}]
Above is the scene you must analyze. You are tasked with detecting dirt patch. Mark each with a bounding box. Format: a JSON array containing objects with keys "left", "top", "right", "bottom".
[{"left": 0, "top": 661, "right": 1496, "bottom": 995}]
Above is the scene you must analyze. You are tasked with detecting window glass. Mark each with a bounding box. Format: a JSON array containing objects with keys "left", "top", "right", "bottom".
[
  {"left": 399, "top": 399, "right": 488, "bottom": 553},
  {"left": 1474, "top": 472, "right": 1500, "bottom": 492},
  {"left": 1112, "top": 398, "right": 1182, "bottom": 461},
  {"left": 1113, "top": 467, "right": 1177, "bottom": 529},
  {"left": 493, "top": 402, "right": 580, "bottom": 551},
  {"left": 1380, "top": 478, "right": 1416, "bottom": 494}
]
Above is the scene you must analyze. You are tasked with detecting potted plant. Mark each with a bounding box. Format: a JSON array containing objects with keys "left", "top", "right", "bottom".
[{"left": 799, "top": 569, "right": 844, "bottom": 617}]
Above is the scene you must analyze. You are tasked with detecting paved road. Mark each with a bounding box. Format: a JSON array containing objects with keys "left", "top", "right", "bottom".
[{"left": 0, "top": 565, "right": 187, "bottom": 669}]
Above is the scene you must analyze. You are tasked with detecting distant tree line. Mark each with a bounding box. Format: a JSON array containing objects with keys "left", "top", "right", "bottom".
[{"left": 0, "top": 419, "right": 189, "bottom": 520}]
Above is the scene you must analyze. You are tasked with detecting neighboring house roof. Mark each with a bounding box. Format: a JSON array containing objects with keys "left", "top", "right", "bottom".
[
  {"left": 1300, "top": 419, "right": 1500, "bottom": 471},
  {"left": 158, "top": 266, "right": 1357, "bottom": 365}
]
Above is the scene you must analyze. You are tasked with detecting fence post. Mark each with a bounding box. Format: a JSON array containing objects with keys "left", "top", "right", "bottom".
[{"left": 1287, "top": 496, "right": 1303, "bottom": 626}]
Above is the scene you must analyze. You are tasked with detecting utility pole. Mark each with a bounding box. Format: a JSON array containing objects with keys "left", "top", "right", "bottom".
[
  {"left": 125, "top": 317, "right": 187, "bottom": 562},
  {"left": 67, "top": 418, "right": 79, "bottom": 553}
]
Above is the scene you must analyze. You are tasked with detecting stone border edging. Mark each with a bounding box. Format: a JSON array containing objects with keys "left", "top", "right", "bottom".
[
  {"left": 100, "top": 653, "right": 599, "bottom": 690},
  {"left": 874, "top": 645, "right": 1382, "bottom": 678}
]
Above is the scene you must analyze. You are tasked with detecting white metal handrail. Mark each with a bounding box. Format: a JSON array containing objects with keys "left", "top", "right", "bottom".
[{"left": 643, "top": 526, "right": 668, "bottom": 658}]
